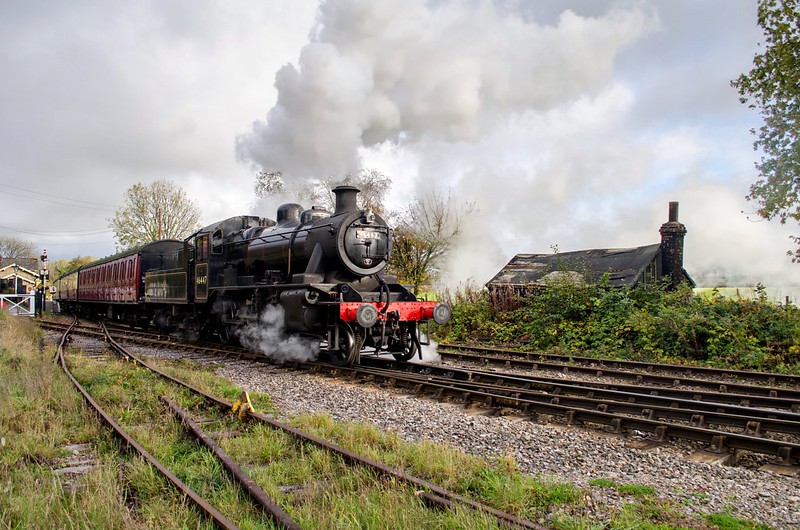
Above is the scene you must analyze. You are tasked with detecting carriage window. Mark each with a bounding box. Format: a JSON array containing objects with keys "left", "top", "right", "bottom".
[
  {"left": 196, "top": 235, "right": 209, "bottom": 260},
  {"left": 212, "top": 229, "right": 223, "bottom": 254}
]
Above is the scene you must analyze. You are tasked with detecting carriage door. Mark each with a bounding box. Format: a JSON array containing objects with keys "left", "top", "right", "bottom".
[{"left": 194, "top": 233, "right": 209, "bottom": 302}]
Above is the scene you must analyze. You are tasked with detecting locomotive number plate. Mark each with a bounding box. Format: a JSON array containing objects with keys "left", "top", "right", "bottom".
[{"left": 355, "top": 230, "right": 381, "bottom": 240}]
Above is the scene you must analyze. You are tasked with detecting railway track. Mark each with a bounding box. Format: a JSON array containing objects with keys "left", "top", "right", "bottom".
[
  {"left": 311, "top": 358, "right": 800, "bottom": 464},
  {"left": 438, "top": 342, "right": 800, "bottom": 390},
  {"left": 46, "top": 319, "right": 800, "bottom": 468},
  {"left": 51, "top": 318, "right": 545, "bottom": 529},
  {"left": 55, "top": 318, "right": 296, "bottom": 529}
]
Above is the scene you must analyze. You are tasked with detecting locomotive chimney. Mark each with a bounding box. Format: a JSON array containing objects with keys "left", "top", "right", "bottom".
[
  {"left": 659, "top": 201, "right": 687, "bottom": 290},
  {"left": 332, "top": 185, "right": 360, "bottom": 215}
]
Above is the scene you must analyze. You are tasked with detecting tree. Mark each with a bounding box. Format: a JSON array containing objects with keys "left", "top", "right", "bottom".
[
  {"left": 253, "top": 170, "right": 286, "bottom": 197},
  {"left": 300, "top": 169, "right": 391, "bottom": 214},
  {"left": 254, "top": 169, "right": 392, "bottom": 215},
  {"left": 108, "top": 180, "right": 201, "bottom": 249},
  {"left": 732, "top": 0, "right": 800, "bottom": 259},
  {"left": 387, "top": 188, "right": 473, "bottom": 294},
  {"left": 52, "top": 256, "right": 96, "bottom": 278},
  {"left": 0, "top": 236, "right": 36, "bottom": 259}
]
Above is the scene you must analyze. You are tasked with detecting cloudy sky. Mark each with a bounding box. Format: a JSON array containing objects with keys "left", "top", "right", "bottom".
[{"left": 1, "top": 0, "right": 797, "bottom": 293}]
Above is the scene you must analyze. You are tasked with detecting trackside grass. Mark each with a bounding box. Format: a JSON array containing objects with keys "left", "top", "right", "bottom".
[
  {"left": 0, "top": 312, "right": 775, "bottom": 529},
  {"left": 0, "top": 313, "right": 214, "bottom": 528}
]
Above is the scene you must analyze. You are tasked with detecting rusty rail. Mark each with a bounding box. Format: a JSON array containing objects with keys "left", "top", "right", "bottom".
[
  {"left": 438, "top": 344, "right": 800, "bottom": 396},
  {"left": 55, "top": 319, "right": 239, "bottom": 530},
  {"left": 161, "top": 396, "right": 300, "bottom": 530},
  {"left": 75, "top": 321, "right": 800, "bottom": 465},
  {"left": 308, "top": 362, "right": 800, "bottom": 466},
  {"left": 350, "top": 363, "right": 800, "bottom": 436},
  {"left": 439, "top": 342, "right": 800, "bottom": 386},
  {"left": 362, "top": 356, "right": 800, "bottom": 411},
  {"left": 96, "top": 324, "right": 544, "bottom": 529}
]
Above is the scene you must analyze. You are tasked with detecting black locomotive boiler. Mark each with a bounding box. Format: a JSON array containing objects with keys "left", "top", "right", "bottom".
[{"left": 55, "top": 186, "right": 451, "bottom": 365}]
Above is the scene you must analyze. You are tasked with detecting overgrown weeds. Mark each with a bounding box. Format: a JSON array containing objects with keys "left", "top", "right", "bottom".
[
  {"left": 439, "top": 281, "right": 800, "bottom": 373},
  {"left": 0, "top": 312, "right": 209, "bottom": 528}
]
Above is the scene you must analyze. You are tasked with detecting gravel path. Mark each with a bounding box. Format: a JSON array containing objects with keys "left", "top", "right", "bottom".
[{"left": 215, "top": 361, "right": 800, "bottom": 529}]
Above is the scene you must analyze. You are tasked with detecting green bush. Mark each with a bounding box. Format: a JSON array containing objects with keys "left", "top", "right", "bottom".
[{"left": 441, "top": 282, "right": 800, "bottom": 373}]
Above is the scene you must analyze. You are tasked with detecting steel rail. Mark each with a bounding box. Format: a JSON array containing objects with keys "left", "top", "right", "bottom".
[
  {"left": 53, "top": 318, "right": 800, "bottom": 412},
  {"left": 98, "top": 324, "right": 544, "bottom": 529},
  {"left": 161, "top": 396, "right": 300, "bottom": 530},
  {"left": 55, "top": 319, "right": 239, "bottom": 530},
  {"left": 435, "top": 348, "right": 800, "bottom": 401},
  {"left": 50, "top": 320, "right": 799, "bottom": 414},
  {"left": 439, "top": 343, "right": 800, "bottom": 386},
  {"left": 305, "top": 363, "right": 800, "bottom": 465},
  {"left": 78, "top": 322, "right": 797, "bottom": 454},
  {"left": 355, "top": 359, "right": 800, "bottom": 423},
  {"left": 41, "top": 320, "right": 253, "bottom": 361},
  {"left": 347, "top": 364, "right": 800, "bottom": 437},
  {"left": 361, "top": 356, "right": 800, "bottom": 412}
]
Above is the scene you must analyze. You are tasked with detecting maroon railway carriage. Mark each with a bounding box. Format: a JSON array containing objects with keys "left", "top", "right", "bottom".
[{"left": 54, "top": 240, "right": 183, "bottom": 321}]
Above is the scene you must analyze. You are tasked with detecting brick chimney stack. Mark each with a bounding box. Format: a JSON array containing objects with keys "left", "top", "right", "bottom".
[{"left": 659, "top": 202, "right": 687, "bottom": 289}]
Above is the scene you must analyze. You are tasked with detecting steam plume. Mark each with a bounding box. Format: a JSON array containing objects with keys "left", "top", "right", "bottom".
[
  {"left": 410, "top": 335, "right": 441, "bottom": 364},
  {"left": 236, "top": 0, "right": 655, "bottom": 182},
  {"left": 237, "top": 2, "right": 788, "bottom": 293},
  {"left": 238, "top": 305, "right": 318, "bottom": 362}
]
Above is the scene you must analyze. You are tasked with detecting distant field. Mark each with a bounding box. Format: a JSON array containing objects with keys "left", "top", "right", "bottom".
[{"left": 694, "top": 286, "right": 800, "bottom": 304}]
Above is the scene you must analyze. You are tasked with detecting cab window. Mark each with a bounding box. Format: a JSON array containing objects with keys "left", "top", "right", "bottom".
[
  {"left": 195, "top": 235, "right": 209, "bottom": 260},
  {"left": 212, "top": 229, "right": 223, "bottom": 254}
]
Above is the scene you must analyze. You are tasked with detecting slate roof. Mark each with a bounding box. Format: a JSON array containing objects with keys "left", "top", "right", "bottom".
[
  {"left": 487, "top": 243, "right": 693, "bottom": 289},
  {"left": 0, "top": 257, "right": 39, "bottom": 273},
  {"left": 0, "top": 259, "right": 40, "bottom": 290}
]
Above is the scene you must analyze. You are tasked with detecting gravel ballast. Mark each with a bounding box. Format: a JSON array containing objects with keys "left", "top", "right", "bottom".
[
  {"left": 215, "top": 360, "right": 799, "bottom": 529},
  {"left": 64, "top": 328, "right": 795, "bottom": 529}
]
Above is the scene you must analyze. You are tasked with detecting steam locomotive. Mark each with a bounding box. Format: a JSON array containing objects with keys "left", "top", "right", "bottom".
[{"left": 54, "top": 186, "right": 451, "bottom": 365}]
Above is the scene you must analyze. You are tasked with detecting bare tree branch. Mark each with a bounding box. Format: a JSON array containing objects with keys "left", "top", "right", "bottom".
[
  {"left": 387, "top": 188, "right": 473, "bottom": 293},
  {"left": 0, "top": 236, "right": 36, "bottom": 259}
]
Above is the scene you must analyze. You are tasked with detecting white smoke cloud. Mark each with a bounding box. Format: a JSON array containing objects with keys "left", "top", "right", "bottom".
[
  {"left": 236, "top": 0, "right": 799, "bottom": 293},
  {"left": 238, "top": 305, "right": 319, "bottom": 363},
  {"left": 410, "top": 335, "right": 441, "bottom": 364},
  {"left": 236, "top": 0, "right": 657, "bottom": 182}
]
